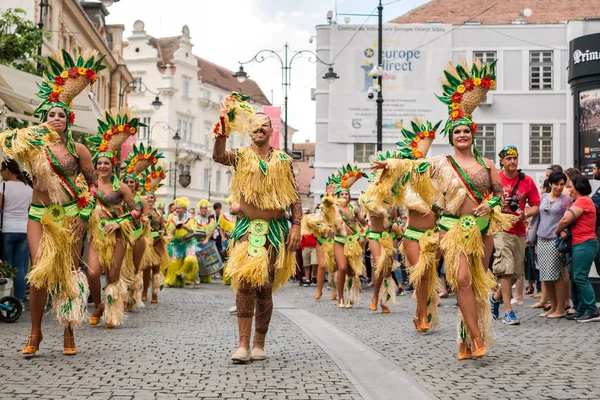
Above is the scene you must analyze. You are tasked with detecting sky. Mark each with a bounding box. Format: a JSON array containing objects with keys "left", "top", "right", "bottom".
[{"left": 105, "top": 0, "right": 430, "bottom": 143}]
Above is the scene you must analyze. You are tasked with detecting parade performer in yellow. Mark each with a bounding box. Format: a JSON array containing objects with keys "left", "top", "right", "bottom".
[
  {"left": 121, "top": 144, "right": 163, "bottom": 308},
  {"left": 0, "top": 50, "right": 105, "bottom": 357},
  {"left": 212, "top": 93, "right": 301, "bottom": 363},
  {"left": 220, "top": 196, "right": 237, "bottom": 287},
  {"left": 369, "top": 119, "right": 443, "bottom": 329},
  {"left": 86, "top": 109, "right": 141, "bottom": 329},
  {"left": 322, "top": 165, "right": 367, "bottom": 309},
  {"left": 164, "top": 197, "right": 199, "bottom": 287},
  {"left": 373, "top": 59, "right": 515, "bottom": 359},
  {"left": 140, "top": 165, "right": 169, "bottom": 303},
  {"left": 195, "top": 198, "right": 217, "bottom": 283},
  {"left": 301, "top": 175, "right": 337, "bottom": 300}
]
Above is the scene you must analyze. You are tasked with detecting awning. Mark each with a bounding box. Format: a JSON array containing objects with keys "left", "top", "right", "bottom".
[{"left": 0, "top": 64, "right": 100, "bottom": 134}]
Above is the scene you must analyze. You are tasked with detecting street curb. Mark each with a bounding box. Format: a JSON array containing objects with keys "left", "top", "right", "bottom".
[{"left": 274, "top": 296, "right": 439, "bottom": 400}]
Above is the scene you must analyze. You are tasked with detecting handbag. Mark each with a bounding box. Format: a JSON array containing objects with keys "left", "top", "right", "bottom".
[{"left": 555, "top": 227, "right": 572, "bottom": 265}]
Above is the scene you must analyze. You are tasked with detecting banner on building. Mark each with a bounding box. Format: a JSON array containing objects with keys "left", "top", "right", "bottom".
[
  {"left": 263, "top": 106, "right": 281, "bottom": 148},
  {"left": 328, "top": 24, "right": 453, "bottom": 144}
]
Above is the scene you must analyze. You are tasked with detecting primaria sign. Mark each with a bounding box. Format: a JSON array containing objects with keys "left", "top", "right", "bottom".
[{"left": 569, "top": 33, "right": 600, "bottom": 82}]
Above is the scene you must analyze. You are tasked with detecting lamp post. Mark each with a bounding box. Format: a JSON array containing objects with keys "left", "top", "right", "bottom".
[
  {"left": 150, "top": 121, "right": 176, "bottom": 146},
  {"left": 233, "top": 44, "right": 339, "bottom": 154},
  {"left": 118, "top": 80, "right": 163, "bottom": 109},
  {"left": 376, "top": 0, "right": 383, "bottom": 152},
  {"left": 36, "top": 0, "right": 50, "bottom": 73},
  {"left": 172, "top": 131, "right": 181, "bottom": 200}
]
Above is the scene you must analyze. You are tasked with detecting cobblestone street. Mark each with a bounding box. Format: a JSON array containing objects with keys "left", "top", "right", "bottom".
[{"left": 0, "top": 281, "right": 599, "bottom": 400}]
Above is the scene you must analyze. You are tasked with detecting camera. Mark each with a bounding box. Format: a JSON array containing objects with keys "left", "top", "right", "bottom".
[
  {"left": 367, "top": 85, "right": 380, "bottom": 100},
  {"left": 508, "top": 196, "right": 520, "bottom": 212}
]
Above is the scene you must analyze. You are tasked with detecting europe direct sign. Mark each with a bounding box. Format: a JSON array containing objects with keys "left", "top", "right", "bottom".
[{"left": 328, "top": 24, "right": 452, "bottom": 144}]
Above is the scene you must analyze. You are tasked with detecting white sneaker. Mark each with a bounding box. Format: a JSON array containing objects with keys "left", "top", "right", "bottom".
[
  {"left": 231, "top": 347, "right": 251, "bottom": 363},
  {"left": 229, "top": 305, "right": 237, "bottom": 314},
  {"left": 250, "top": 347, "right": 267, "bottom": 361},
  {"left": 511, "top": 299, "right": 524, "bottom": 306}
]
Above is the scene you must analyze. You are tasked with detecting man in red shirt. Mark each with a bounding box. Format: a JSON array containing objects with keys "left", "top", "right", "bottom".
[
  {"left": 490, "top": 146, "right": 541, "bottom": 325},
  {"left": 300, "top": 230, "right": 318, "bottom": 287}
]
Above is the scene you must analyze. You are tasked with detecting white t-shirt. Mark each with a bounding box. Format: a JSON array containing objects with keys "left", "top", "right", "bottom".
[{"left": 1, "top": 181, "right": 33, "bottom": 233}]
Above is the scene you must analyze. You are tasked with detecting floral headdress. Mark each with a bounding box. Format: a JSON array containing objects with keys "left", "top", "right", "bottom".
[
  {"left": 331, "top": 164, "right": 367, "bottom": 195},
  {"left": 122, "top": 143, "right": 163, "bottom": 182},
  {"left": 325, "top": 173, "right": 339, "bottom": 195},
  {"left": 35, "top": 49, "right": 107, "bottom": 157},
  {"left": 140, "top": 164, "right": 167, "bottom": 195},
  {"left": 209, "top": 92, "right": 256, "bottom": 138},
  {"left": 87, "top": 108, "right": 144, "bottom": 165},
  {"left": 436, "top": 58, "right": 496, "bottom": 165},
  {"left": 395, "top": 119, "right": 443, "bottom": 160}
]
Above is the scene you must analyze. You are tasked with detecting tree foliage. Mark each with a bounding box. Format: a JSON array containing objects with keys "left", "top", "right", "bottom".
[{"left": 0, "top": 8, "right": 45, "bottom": 76}]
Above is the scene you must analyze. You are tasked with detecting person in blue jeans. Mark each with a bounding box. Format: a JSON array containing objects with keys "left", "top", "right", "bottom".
[
  {"left": 555, "top": 174, "right": 600, "bottom": 323},
  {"left": 0, "top": 159, "right": 33, "bottom": 303}
]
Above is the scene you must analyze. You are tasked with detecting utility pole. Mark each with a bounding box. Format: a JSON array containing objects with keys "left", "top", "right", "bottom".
[{"left": 376, "top": 0, "right": 384, "bottom": 152}]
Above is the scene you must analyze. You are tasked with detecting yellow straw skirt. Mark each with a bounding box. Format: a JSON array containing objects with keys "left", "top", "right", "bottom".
[{"left": 401, "top": 232, "right": 440, "bottom": 328}]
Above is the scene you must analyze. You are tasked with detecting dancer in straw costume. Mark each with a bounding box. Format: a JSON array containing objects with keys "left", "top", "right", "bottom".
[
  {"left": 212, "top": 93, "right": 301, "bottom": 363},
  {"left": 0, "top": 50, "right": 106, "bottom": 357}
]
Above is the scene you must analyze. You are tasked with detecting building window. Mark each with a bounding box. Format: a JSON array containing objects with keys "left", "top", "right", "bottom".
[
  {"left": 215, "top": 171, "right": 221, "bottom": 193},
  {"left": 354, "top": 143, "right": 376, "bottom": 163},
  {"left": 530, "top": 51, "right": 553, "bottom": 90},
  {"left": 132, "top": 77, "right": 142, "bottom": 92},
  {"left": 139, "top": 117, "right": 150, "bottom": 140},
  {"left": 203, "top": 89, "right": 211, "bottom": 101},
  {"left": 473, "top": 51, "right": 497, "bottom": 65},
  {"left": 177, "top": 119, "right": 191, "bottom": 142},
  {"left": 204, "top": 168, "right": 210, "bottom": 190},
  {"left": 183, "top": 80, "right": 190, "bottom": 97},
  {"left": 474, "top": 124, "right": 496, "bottom": 160},
  {"left": 530, "top": 125, "right": 553, "bottom": 164}
]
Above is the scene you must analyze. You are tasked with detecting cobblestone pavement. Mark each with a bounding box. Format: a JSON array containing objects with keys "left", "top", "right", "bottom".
[
  {"left": 0, "top": 283, "right": 360, "bottom": 400},
  {"left": 276, "top": 282, "right": 600, "bottom": 400}
]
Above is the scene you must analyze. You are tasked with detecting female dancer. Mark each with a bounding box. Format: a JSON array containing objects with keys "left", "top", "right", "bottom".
[
  {"left": 324, "top": 165, "right": 367, "bottom": 309},
  {"left": 121, "top": 144, "right": 162, "bottom": 307},
  {"left": 374, "top": 60, "right": 514, "bottom": 359},
  {"left": 0, "top": 50, "right": 105, "bottom": 357},
  {"left": 140, "top": 166, "right": 169, "bottom": 303},
  {"left": 86, "top": 110, "right": 141, "bottom": 328},
  {"left": 302, "top": 175, "right": 337, "bottom": 300}
]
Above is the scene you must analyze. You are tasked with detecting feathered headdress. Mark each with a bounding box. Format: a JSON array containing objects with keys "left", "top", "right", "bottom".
[
  {"left": 35, "top": 49, "right": 107, "bottom": 157},
  {"left": 122, "top": 143, "right": 163, "bottom": 182},
  {"left": 331, "top": 164, "right": 367, "bottom": 195},
  {"left": 395, "top": 119, "right": 442, "bottom": 160},
  {"left": 140, "top": 164, "right": 167, "bottom": 195},
  {"left": 87, "top": 108, "right": 144, "bottom": 165},
  {"left": 436, "top": 58, "right": 496, "bottom": 165}
]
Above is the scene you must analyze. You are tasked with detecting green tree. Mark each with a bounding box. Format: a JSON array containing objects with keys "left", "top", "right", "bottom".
[{"left": 0, "top": 8, "right": 44, "bottom": 76}]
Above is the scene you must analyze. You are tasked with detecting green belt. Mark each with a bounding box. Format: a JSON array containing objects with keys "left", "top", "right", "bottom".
[
  {"left": 151, "top": 231, "right": 160, "bottom": 239},
  {"left": 334, "top": 233, "right": 359, "bottom": 245},
  {"left": 318, "top": 237, "right": 333, "bottom": 245},
  {"left": 133, "top": 225, "right": 144, "bottom": 240},
  {"left": 231, "top": 216, "right": 289, "bottom": 256},
  {"left": 28, "top": 200, "right": 80, "bottom": 223},
  {"left": 403, "top": 226, "right": 438, "bottom": 242},
  {"left": 439, "top": 214, "right": 490, "bottom": 235},
  {"left": 367, "top": 231, "right": 396, "bottom": 241}
]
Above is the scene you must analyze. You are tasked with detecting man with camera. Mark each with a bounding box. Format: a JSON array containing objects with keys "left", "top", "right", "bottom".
[{"left": 490, "top": 146, "right": 540, "bottom": 325}]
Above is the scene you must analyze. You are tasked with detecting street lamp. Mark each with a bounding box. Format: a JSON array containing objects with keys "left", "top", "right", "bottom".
[
  {"left": 36, "top": 0, "right": 50, "bottom": 73},
  {"left": 118, "top": 80, "right": 163, "bottom": 109},
  {"left": 172, "top": 131, "right": 181, "bottom": 200},
  {"left": 233, "top": 43, "right": 339, "bottom": 154}
]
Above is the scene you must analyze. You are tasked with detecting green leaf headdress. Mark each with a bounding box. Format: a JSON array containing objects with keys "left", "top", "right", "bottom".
[
  {"left": 140, "top": 164, "right": 167, "bottom": 195},
  {"left": 87, "top": 107, "right": 144, "bottom": 165},
  {"left": 332, "top": 164, "right": 368, "bottom": 196},
  {"left": 35, "top": 49, "right": 107, "bottom": 157},
  {"left": 436, "top": 58, "right": 497, "bottom": 166},
  {"left": 395, "top": 119, "right": 442, "bottom": 160},
  {"left": 121, "top": 142, "right": 163, "bottom": 181}
]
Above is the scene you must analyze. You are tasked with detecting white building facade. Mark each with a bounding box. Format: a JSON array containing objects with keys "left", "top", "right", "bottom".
[
  {"left": 123, "top": 21, "right": 269, "bottom": 207},
  {"left": 313, "top": 20, "right": 592, "bottom": 202}
]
